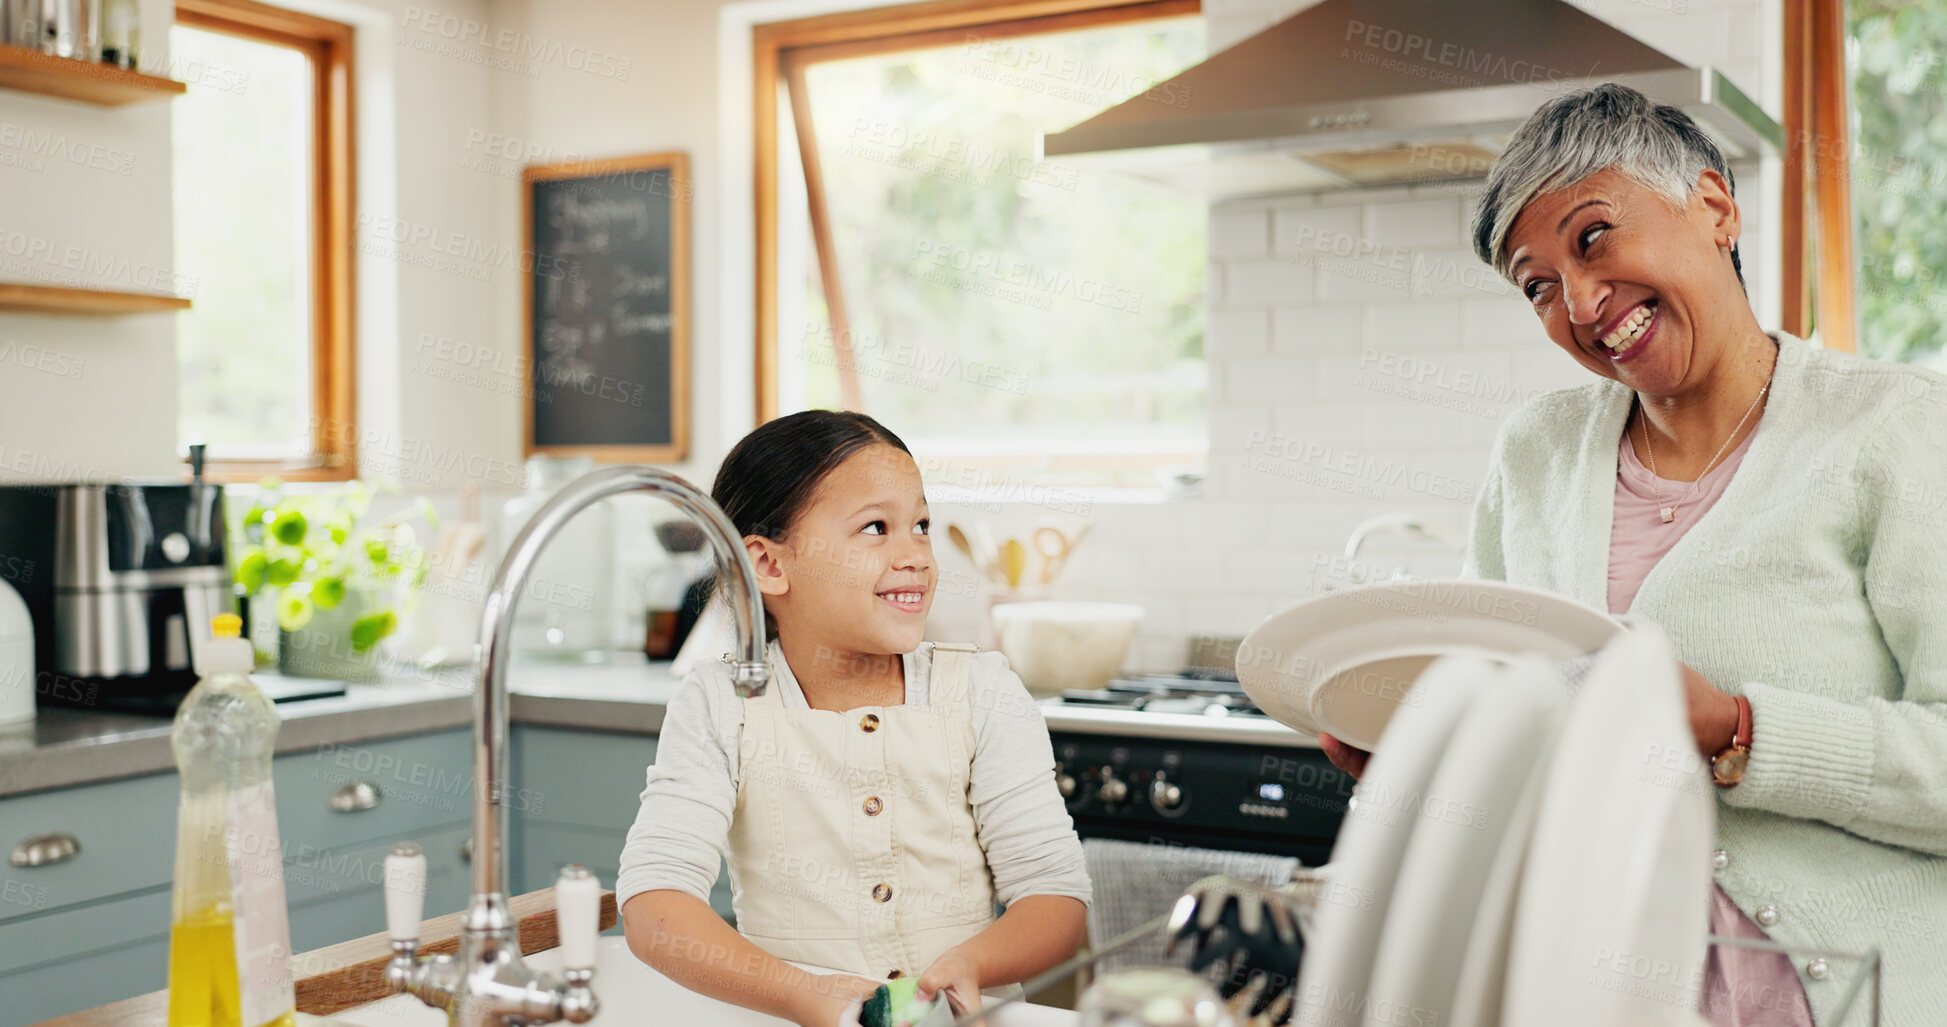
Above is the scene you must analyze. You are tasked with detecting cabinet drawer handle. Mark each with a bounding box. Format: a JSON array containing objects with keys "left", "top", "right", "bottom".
[
  {"left": 460, "top": 838, "right": 472, "bottom": 864},
  {"left": 11, "top": 832, "right": 81, "bottom": 867},
  {"left": 329, "top": 781, "right": 383, "bottom": 812}
]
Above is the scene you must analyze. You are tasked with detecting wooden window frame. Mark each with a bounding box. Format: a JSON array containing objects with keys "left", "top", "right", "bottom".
[
  {"left": 752, "top": 0, "right": 1200, "bottom": 425},
  {"left": 175, "top": 0, "right": 357, "bottom": 481},
  {"left": 1780, "top": 0, "right": 1855, "bottom": 352}
]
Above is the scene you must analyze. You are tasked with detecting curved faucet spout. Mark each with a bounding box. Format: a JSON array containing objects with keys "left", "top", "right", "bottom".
[{"left": 471, "top": 465, "right": 769, "bottom": 909}]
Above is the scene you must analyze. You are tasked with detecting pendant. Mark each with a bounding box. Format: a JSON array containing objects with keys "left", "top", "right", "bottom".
[{"left": 1659, "top": 506, "right": 1676, "bottom": 523}]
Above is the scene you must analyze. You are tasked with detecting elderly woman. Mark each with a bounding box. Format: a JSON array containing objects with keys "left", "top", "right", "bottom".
[{"left": 1334, "top": 82, "right": 1947, "bottom": 1026}]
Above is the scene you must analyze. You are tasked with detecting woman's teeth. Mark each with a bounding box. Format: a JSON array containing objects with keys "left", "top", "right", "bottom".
[
  {"left": 880, "top": 591, "right": 923, "bottom": 605},
  {"left": 1599, "top": 303, "right": 1655, "bottom": 356}
]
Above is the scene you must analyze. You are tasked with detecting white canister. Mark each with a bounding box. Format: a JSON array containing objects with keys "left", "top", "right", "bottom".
[{"left": 0, "top": 577, "right": 35, "bottom": 725}]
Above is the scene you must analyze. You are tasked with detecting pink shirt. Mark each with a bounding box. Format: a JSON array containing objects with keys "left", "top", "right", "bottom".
[{"left": 1607, "top": 420, "right": 1814, "bottom": 1027}]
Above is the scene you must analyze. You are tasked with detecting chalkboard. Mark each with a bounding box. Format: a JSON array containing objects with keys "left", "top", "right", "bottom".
[{"left": 522, "top": 152, "right": 689, "bottom": 461}]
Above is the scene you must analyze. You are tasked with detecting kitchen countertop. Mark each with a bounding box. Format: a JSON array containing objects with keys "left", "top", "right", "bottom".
[
  {"left": 0, "top": 656, "right": 686, "bottom": 798},
  {"left": 0, "top": 656, "right": 1312, "bottom": 799}
]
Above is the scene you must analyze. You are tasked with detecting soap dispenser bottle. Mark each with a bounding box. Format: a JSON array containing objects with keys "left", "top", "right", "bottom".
[{"left": 167, "top": 613, "right": 296, "bottom": 1027}]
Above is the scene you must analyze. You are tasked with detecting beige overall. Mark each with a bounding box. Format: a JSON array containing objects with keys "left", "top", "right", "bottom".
[{"left": 725, "top": 643, "right": 998, "bottom": 980}]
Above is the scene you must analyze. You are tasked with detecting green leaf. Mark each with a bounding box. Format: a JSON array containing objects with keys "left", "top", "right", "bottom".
[
  {"left": 270, "top": 508, "right": 308, "bottom": 546},
  {"left": 350, "top": 610, "right": 397, "bottom": 651},
  {"left": 364, "top": 538, "right": 390, "bottom": 563},
  {"left": 326, "top": 511, "right": 354, "bottom": 546},
  {"left": 313, "top": 576, "right": 346, "bottom": 609},
  {"left": 277, "top": 593, "right": 314, "bottom": 632},
  {"left": 235, "top": 547, "right": 267, "bottom": 592},
  {"left": 266, "top": 549, "right": 305, "bottom": 588}
]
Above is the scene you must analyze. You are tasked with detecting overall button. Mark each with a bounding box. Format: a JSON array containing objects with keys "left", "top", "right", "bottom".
[
  {"left": 872, "top": 883, "right": 893, "bottom": 903},
  {"left": 1754, "top": 905, "right": 1780, "bottom": 928},
  {"left": 1805, "top": 958, "right": 1829, "bottom": 980},
  {"left": 863, "top": 796, "right": 883, "bottom": 816},
  {"left": 860, "top": 713, "right": 881, "bottom": 733},
  {"left": 1710, "top": 849, "right": 1730, "bottom": 871}
]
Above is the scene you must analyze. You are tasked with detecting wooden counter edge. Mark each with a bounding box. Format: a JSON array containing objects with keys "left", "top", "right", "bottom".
[{"left": 30, "top": 888, "right": 620, "bottom": 1027}]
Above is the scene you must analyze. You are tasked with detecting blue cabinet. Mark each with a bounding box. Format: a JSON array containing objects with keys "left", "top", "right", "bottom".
[
  {"left": 0, "top": 728, "right": 472, "bottom": 1027},
  {"left": 509, "top": 726, "right": 735, "bottom": 927}
]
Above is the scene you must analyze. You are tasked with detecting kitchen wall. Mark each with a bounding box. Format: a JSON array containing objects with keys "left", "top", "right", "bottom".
[{"left": 0, "top": 0, "right": 1788, "bottom": 671}]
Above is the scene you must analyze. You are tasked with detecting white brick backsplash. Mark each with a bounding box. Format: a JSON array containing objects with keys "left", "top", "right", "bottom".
[
  {"left": 1224, "top": 355, "right": 1315, "bottom": 404},
  {"left": 1273, "top": 205, "right": 1362, "bottom": 254},
  {"left": 1412, "top": 247, "right": 1516, "bottom": 300},
  {"left": 1145, "top": 547, "right": 1227, "bottom": 592},
  {"left": 1211, "top": 208, "right": 1271, "bottom": 258},
  {"left": 1367, "top": 299, "right": 1462, "bottom": 351},
  {"left": 1183, "top": 593, "right": 1277, "bottom": 637},
  {"left": 1227, "top": 258, "right": 1313, "bottom": 305},
  {"left": 1360, "top": 401, "right": 1467, "bottom": 451},
  {"left": 1314, "top": 256, "right": 1416, "bottom": 302},
  {"left": 1274, "top": 304, "right": 1363, "bottom": 355},
  {"left": 1273, "top": 403, "right": 1365, "bottom": 449},
  {"left": 1222, "top": 548, "right": 1323, "bottom": 594},
  {"left": 1507, "top": 348, "right": 1599, "bottom": 395},
  {"left": 1174, "top": 500, "right": 1275, "bottom": 547},
  {"left": 1212, "top": 404, "right": 1273, "bottom": 453},
  {"left": 1366, "top": 199, "right": 1463, "bottom": 248},
  {"left": 1460, "top": 296, "right": 1544, "bottom": 349},
  {"left": 1208, "top": 306, "right": 1271, "bottom": 355}
]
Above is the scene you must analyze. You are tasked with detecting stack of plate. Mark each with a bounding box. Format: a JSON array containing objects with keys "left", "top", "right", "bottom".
[{"left": 1236, "top": 588, "right": 1715, "bottom": 1027}]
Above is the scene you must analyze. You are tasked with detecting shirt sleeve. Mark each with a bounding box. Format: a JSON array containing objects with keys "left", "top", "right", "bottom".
[
  {"left": 1723, "top": 394, "right": 1947, "bottom": 857},
  {"left": 614, "top": 669, "right": 742, "bottom": 910},
  {"left": 964, "top": 651, "right": 1093, "bottom": 908}
]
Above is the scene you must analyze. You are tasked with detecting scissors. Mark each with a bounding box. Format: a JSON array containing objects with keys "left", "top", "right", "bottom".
[{"left": 1032, "top": 524, "right": 1089, "bottom": 584}]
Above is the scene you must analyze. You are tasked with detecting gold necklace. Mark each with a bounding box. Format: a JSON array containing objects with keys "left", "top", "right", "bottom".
[{"left": 1639, "top": 381, "right": 1769, "bottom": 523}]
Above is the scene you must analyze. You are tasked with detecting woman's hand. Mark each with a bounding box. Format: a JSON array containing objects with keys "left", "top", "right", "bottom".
[
  {"left": 1318, "top": 733, "right": 1371, "bottom": 779},
  {"left": 794, "top": 973, "right": 884, "bottom": 1027},
  {"left": 917, "top": 949, "right": 981, "bottom": 1015},
  {"left": 1679, "top": 661, "right": 1741, "bottom": 756}
]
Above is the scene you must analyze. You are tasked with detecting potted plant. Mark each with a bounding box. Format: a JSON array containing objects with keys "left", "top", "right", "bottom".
[{"left": 231, "top": 479, "right": 437, "bottom": 681}]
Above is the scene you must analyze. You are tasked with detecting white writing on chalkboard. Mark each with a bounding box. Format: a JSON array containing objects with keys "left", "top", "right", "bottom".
[{"left": 545, "top": 191, "right": 651, "bottom": 253}]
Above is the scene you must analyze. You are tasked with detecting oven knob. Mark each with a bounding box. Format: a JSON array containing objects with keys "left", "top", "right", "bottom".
[
  {"left": 1056, "top": 771, "right": 1077, "bottom": 799},
  {"left": 1097, "top": 769, "right": 1129, "bottom": 804},
  {"left": 1150, "top": 772, "right": 1183, "bottom": 811}
]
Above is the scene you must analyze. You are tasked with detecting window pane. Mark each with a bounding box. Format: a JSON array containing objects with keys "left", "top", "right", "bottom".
[
  {"left": 1847, "top": 2, "right": 1947, "bottom": 369},
  {"left": 794, "top": 19, "right": 1207, "bottom": 483},
  {"left": 172, "top": 25, "right": 314, "bottom": 457}
]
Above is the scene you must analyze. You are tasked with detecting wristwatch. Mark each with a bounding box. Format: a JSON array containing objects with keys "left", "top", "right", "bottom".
[{"left": 1711, "top": 694, "right": 1753, "bottom": 787}]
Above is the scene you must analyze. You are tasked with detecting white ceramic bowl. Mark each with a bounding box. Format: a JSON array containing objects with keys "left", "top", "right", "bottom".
[{"left": 989, "top": 601, "right": 1144, "bottom": 697}]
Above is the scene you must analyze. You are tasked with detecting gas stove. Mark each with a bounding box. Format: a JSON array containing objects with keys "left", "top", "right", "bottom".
[{"left": 1042, "top": 672, "right": 1350, "bottom": 862}]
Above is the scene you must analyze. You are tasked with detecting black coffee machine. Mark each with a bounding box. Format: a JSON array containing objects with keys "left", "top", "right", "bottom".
[{"left": 0, "top": 448, "right": 235, "bottom": 713}]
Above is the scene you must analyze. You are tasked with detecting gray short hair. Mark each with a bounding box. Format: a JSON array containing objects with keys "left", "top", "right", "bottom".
[{"left": 1470, "top": 83, "right": 1740, "bottom": 285}]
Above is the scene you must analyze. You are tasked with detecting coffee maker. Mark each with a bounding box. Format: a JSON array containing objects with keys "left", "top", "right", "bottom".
[{"left": 0, "top": 447, "right": 234, "bottom": 713}]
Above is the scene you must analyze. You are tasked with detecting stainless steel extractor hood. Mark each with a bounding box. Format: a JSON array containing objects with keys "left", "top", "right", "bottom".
[{"left": 1040, "top": 0, "right": 1782, "bottom": 198}]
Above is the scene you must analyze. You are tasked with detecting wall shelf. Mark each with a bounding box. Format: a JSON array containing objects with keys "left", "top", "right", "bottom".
[
  {"left": 0, "top": 43, "right": 185, "bottom": 105},
  {"left": 0, "top": 282, "right": 191, "bottom": 315}
]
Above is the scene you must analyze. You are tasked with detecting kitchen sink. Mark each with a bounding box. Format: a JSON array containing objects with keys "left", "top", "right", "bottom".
[{"left": 328, "top": 936, "right": 1076, "bottom": 1027}]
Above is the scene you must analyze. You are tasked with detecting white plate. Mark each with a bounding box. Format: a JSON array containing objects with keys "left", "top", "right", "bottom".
[
  {"left": 1446, "top": 727, "right": 1556, "bottom": 1027},
  {"left": 1361, "top": 655, "right": 1566, "bottom": 1027},
  {"left": 1235, "top": 580, "right": 1622, "bottom": 748},
  {"left": 1291, "top": 654, "right": 1494, "bottom": 1027},
  {"left": 1502, "top": 624, "right": 1714, "bottom": 1027}
]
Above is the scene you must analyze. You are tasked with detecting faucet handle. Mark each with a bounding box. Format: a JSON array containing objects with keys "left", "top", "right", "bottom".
[
  {"left": 556, "top": 864, "right": 599, "bottom": 973},
  {"left": 385, "top": 842, "right": 427, "bottom": 944}
]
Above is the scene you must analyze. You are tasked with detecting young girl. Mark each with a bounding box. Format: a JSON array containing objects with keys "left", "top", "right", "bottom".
[{"left": 617, "top": 411, "right": 1091, "bottom": 1027}]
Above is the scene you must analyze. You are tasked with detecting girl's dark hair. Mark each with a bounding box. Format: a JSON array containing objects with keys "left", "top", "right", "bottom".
[
  {"left": 704, "top": 411, "right": 911, "bottom": 638},
  {"left": 712, "top": 410, "right": 910, "bottom": 541}
]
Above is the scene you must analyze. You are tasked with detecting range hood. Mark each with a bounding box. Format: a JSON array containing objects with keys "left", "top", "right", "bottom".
[{"left": 1040, "top": 0, "right": 1782, "bottom": 198}]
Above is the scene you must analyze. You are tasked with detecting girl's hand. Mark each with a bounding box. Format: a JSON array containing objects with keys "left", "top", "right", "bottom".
[
  {"left": 1318, "top": 733, "right": 1371, "bottom": 779},
  {"left": 796, "top": 973, "right": 884, "bottom": 1027},
  {"left": 1678, "top": 661, "right": 1741, "bottom": 757},
  {"left": 917, "top": 949, "right": 982, "bottom": 1016}
]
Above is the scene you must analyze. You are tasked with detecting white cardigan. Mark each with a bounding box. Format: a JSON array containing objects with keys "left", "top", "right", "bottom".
[{"left": 1466, "top": 333, "right": 1947, "bottom": 1026}]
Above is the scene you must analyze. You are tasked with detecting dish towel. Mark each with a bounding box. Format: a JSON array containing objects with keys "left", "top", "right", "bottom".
[{"left": 1081, "top": 837, "right": 1301, "bottom": 973}]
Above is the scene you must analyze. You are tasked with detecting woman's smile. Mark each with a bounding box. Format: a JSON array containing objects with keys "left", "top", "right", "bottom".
[{"left": 1596, "top": 299, "right": 1659, "bottom": 363}]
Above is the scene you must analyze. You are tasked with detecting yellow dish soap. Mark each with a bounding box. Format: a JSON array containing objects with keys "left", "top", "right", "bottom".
[{"left": 167, "top": 613, "right": 297, "bottom": 1027}]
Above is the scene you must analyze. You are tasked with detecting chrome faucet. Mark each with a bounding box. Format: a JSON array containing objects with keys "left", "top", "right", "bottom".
[{"left": 380, "top": 465, "right": 772, "bottom": 1027}]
